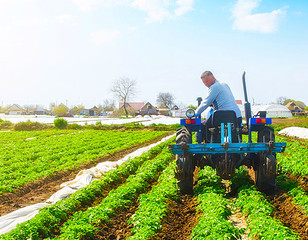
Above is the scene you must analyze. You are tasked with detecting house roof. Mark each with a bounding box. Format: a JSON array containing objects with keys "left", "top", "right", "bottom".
[
  {"left": 119, "top": 102, "right": 145, "bottom": 110},
  {"left": 34, "top": 108, "right": 46, "bottom": 112},
  {"left": 286, "top": 102, "right": 303, "bottom": 110},
  {"left": 91, "top": 106, "right": 99, "bottom": 111},
  {"left": 8, "top": 104, "right": 25, "bottom": 111},
  {"left": 140, "top": 102, "right": 156, "bottom": 110}
]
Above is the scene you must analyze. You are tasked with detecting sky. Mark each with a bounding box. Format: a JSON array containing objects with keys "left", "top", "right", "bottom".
[{"left": 0, "top": 0, "right": 307, "bottom": 109}]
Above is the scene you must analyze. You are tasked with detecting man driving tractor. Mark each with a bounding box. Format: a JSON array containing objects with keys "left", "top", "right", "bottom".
[{"left": 195, "top": 71, "right": 242, "bottom": 142}]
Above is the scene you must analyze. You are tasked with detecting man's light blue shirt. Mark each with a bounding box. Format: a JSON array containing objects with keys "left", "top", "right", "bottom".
[{"left": 195, "top": 80, "right": 242, "bottom": 118}]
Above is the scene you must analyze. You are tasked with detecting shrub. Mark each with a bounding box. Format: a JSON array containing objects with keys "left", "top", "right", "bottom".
[
  {"left": 67, "top": 123, "right": 83, "bottom": 130},
  {"left": 54, "top": 118, "right": 68, "bottom": 129},
  {"left": 0, "top": 119, "right": 13, "bottom": 129},
  {"left": 14, "top": 121, "right": 50, "bottom": 131}
]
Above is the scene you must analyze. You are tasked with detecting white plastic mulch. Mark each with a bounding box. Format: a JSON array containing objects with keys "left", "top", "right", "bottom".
[
  {"left": 0, "top": 134, "right": 175, "bottom": 235},
  {"left": 278, "top": 127, "right": 308, "bottom": 139},
  {"left": 0, "top": 114, "right": 182, "bottom": 126}
]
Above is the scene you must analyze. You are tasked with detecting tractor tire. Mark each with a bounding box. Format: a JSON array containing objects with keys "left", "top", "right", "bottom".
[
  {"left": 175, "top": 128, "right": 194, "bottom": 194},
  {"left": 255, "top": 154, "right": 276, "bottom": 194}
]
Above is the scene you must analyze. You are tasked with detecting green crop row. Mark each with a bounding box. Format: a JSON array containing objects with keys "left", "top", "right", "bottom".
[
  {"left": 0, "top": 129, "right": 75, "bottom": 141},
  {"left": 127, "top": 160, "right": 178, "bottom": 240},
  {"left": 276, "top": 136, "right": 308, "bottom": 176},
  {"left": 190, "top": 167, "right": 241, "bottom": 240},
  {"left": 0, "top": 130, "right": 167, "bottom": 194},
  {"left": 56, "top": 147, "right": 174, "bottom": 239},
  {"left": 234, "top": 169, "right": 299, "bottom": 239},
  {"left": 243, "top": 133, "right": 308, "bottom": 177},
  {"left": 0, "top": 137, "right": 175, "bottom": 240},
  {"left": 278, "top": 176, "right": 308, "bottom": 216}
]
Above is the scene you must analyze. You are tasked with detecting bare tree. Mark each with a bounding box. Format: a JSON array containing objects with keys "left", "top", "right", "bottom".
[
  {"left": 276, "top": 96, "right": 287, "bottom": 105},
  {"left": 156, "top": 92, "right": 175, "bottom": 109},
  {"left": 102, "top": 99, "right": 115, "bottom": 111},
  {"left": 111, "top": 77, "right": 137, "bottom": 117}
]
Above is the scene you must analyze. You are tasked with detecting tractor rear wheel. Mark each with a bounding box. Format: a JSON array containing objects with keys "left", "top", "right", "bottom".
[
  {"left": 255, "top": 154, "right": 276, "bottom": 194},
  {"left": 175, "top": 128, "right": 194, "bottom": 194}
]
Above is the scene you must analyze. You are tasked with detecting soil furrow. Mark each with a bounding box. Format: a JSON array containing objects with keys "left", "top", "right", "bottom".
[
  {"left": 0, "top": 133, "right": 171, "bottom": 216},
  {"left": 92, "top": 203, "right": 137, "bottom": 240},
  {"left": 270, "top": 191, "right": 308, "bottom": 239},
  {"left": 150, "top": 195, "right": 199, "bottom": 240}
]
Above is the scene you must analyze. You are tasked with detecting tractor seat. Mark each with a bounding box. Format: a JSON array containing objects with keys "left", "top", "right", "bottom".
[{"left": 212, "top": 110, "right": 238, "bottom": 127}]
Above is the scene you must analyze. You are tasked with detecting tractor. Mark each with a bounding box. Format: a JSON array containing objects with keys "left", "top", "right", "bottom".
[{"left": 169, "top": 72, "right": 286, "bottom": 194}]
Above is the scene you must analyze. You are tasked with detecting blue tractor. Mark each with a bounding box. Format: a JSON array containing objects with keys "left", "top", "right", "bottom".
[{"left": 169, "top": 72, "right": 286, "bottom": 194}]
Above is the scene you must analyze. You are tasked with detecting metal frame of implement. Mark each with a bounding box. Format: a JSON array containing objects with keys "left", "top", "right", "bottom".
[{"left": 170, "top": 120, "right": 286, "bottom": 155}]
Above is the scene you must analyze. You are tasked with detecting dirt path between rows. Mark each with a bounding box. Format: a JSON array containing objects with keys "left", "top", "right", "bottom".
[
  {"left": 270, "top": 190, "right": 308, "bottom": 239},
  {"left": 0, "top": 133, "right": 172, "bottom": 216},
  {"left": 150, "top": 195, "right": 199, "bottom": 240},
  {"left": 83, "top": 166, "right": 166, "bottom": 239}
]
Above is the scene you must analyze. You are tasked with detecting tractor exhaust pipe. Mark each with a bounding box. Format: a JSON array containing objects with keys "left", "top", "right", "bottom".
[{"left": 242, "top": 72, "right": 252, "bottom": 125}]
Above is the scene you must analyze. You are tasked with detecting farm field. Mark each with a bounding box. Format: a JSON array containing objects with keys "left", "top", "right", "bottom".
[
  {"left": 0, "top": 119, "right": 308, "bottom": 239},
  {"left": 0, "top": 129, "right": 170, "bottom": 215}
]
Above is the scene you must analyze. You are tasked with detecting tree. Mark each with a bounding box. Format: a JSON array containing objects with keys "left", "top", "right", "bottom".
[
  {"left": 52, "top": 103, "right": 69, "bottom": 117},
  {"left": 156, "top": 92, "right": 175, "bottom": 109},
  {"left": 187, "top": 104, "right": 197, "bottom": 110},
  {"left": 102, "top": 99, "right": 115, "bottom": 111},
  {"left": 70, "top": 105, "right": 84, "bottom": 115},
  {"left": 111, "top": 77, "right": 137, "bottom": 117},
  {"left": 276, "top": 96, "right": 287, "bottom": 105}
]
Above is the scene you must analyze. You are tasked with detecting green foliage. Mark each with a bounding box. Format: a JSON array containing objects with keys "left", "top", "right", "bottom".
[
  {"left": 51, "top": 104, "right": 69, "bottom": 117},
  {"left": 58, "top": 147, "right": 174, "bottom": 239},
  {"left": 277, "top": 177, "right": 308, "bottom": 216},
  {"left": 0, "top": 119, "right": 13, "bottom": 129},
  {"left": 187, "top": 104, "right": 197, "bottom": 110},
  {"left": 234, "top": 177, "right": 299, "bottom": 239},
  {"left": 0, "top": 130, "right": 167, "bottom": 194},
  {"left": 0, "top": 137, "right": 175, "bottom": 239},
  {"left": 13, "top": 120, "right": 50, "bottom": 131},
  {"left": 95, "top": 121, "right": 102, "bottom": 126},
  {"left": 66, "top": 123, "right": 83, "bottom": 130},
  {"left": 191, "top": 167, "right": 240, "bottom": 240},
  {"left": 276, "top": 135, "right": 308, "bottom": 176},
  {"left": 128, "top": 160, "right": 178, "bottom": 239},
  {"left": 54, "top": 118, "right": 68, "bottom": 129}
]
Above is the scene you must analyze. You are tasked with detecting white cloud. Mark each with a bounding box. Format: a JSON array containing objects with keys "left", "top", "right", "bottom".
[
  {"left": 72, "top": 0, "right": 103, "bottom": 12},
  {"left": 72, "top": 0, "right": 129, "bottom": 12},
  {"left": 71, "top": 0, "right": 194, "bottom": 22},
  {"left": 131, "top": 0, "right": 171, "bottom": 23},
  {"left": 56, "top": 14, "right": 77, "bottom": 24},
  {"left": 90, "top": 29, "right": 122, "bottom": 46},
  {"left": 174, "top": 0, "right": 194, "bottom": 16},
  {"left": 231, "top": 0, "right": 286, "bottom": 33}
]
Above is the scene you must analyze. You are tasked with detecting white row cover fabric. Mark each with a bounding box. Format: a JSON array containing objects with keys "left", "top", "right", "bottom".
[
  {"left": 278, "top": 127, "right": 308, "bottom": 139},
  {"left": 0, "top": 134, "right": 175, "bottom": 235}
]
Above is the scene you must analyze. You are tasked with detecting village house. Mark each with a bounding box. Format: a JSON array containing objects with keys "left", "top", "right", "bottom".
[
  {"left": 157, "top": 103, "right": 170, "bottom": 116},
  {"left": 286, "top": 102, "right": 305, "bottom": 116},
  {"left": 119, "top": 102, "right": 145, "bottom": 115},
  {"left": 139, "top": 102, "right": 158, "bottom": 116},
  {"left": 7, "top": 104, "right": 26, "bottom": 115},
  {"left": 34, "top": 108, "right": 49, "bottom": 115}
]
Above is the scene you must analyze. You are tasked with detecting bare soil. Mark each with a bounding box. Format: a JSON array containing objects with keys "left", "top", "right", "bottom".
[
  {"left": 0, "top": 133, "right": 171, "bottom": 216},
  {"left": 89, "top": 204, "right": 137, "bottom": 240},
  {"left": 150, "top": 195, "right": 200, "bottom": 240},
  {"left": 270, "top": 191, "right": 308, "bottom": 239},
  {"left": 272, "top": 117, "right": 308, "bottom": 126}
]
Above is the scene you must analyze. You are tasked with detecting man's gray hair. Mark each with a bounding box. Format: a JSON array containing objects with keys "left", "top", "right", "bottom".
[{"left": 200, "top": 71, "right": 213, "bottom": 78}]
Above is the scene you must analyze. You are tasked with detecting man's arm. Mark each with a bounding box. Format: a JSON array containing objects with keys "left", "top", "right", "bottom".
[{"left": 195, "top": 85, "right": 219, "bottom": 117}]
